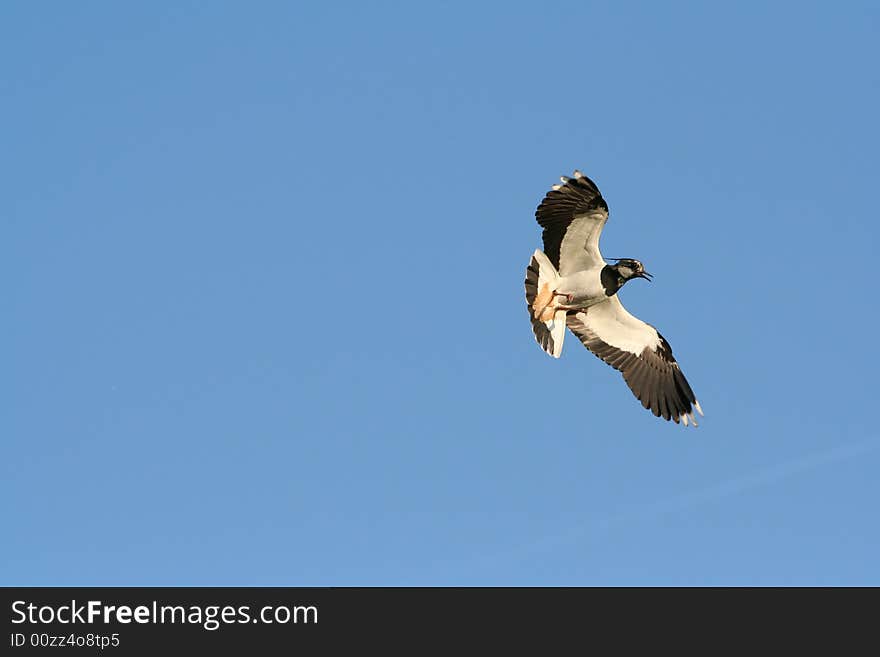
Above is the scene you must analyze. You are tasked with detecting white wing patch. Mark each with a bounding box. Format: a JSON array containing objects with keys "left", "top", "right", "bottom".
[
  {"left": 583, "top": 296, "right": 661, "bottom": 355},
  {"left": 557, "top": 211, "right": 608, "bottom": 276},
  {"left": 566, "top": 296, "right": 701, "bottom": 426}
]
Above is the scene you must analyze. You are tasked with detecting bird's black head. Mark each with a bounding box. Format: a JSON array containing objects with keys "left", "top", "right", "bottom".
[
  {"left": 601, "top": 258, "right": 652, "bottom": 295},
  {"left": 612, "top": 258, "right": 652, "bottom": 283}
]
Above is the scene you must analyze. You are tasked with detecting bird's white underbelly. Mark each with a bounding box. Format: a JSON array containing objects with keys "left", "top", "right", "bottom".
[{"left": 556, "top": 268, "right": 608, "bottom": 309}]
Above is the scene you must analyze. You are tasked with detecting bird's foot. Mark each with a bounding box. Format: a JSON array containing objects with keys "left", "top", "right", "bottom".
[{"left": 554, "top": 292, "right": 577, "bottom": 310}]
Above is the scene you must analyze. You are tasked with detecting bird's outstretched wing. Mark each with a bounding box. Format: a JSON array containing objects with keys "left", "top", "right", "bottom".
[
  {"left": 566, "top": 296, "right": 702, "bottom": 426},
  {"left": 535, "top": 170, "right": 609, "bottom": 276}
]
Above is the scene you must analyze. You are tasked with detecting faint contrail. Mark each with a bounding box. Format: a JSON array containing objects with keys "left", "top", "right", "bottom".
[
  {"left": 462, "top": 436, "right": 880, "bottom": 579},
  {"left": 640, "top": 435, "right": 880, "bottom": 516}
]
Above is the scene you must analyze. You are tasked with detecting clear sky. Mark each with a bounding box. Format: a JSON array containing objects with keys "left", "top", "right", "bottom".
[{"left": 3, "top": 2, "right": 879, "bottom": 586}]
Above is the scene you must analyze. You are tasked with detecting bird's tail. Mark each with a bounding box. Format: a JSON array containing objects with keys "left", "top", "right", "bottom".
[{"left": 524, "top": 249, "right": 566, "bottom": 358}]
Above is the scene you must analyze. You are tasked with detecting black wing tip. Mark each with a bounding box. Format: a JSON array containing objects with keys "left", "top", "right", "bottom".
[
  {"left": 643, "top": 334, "right": 701, "bottom": 426},
  {"left": 535, "top": 169, "right": 608, "bottom": 225},
  {"left": 596, "top": 340, "right": 701, "bottom": 427},
  {"left": 555, "top": 169, "right": 603, "bottom": 192}
]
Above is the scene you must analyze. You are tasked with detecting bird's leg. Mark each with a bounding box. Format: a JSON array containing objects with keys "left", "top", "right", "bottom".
[
  {"left": 535, "top": 289, "right": 576, "bottom": 322},
  {"left": 554, "top": 291, "right": 576, "bottom": 310}
]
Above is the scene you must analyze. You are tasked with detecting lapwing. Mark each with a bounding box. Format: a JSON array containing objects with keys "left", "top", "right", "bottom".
[{"left": 524, "top": 170, "right": 703, "bottom": 426}]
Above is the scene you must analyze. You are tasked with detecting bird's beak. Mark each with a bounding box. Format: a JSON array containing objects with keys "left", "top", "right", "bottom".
[{"left": 637, "top": 271, "right": 653, "bottom": 282}]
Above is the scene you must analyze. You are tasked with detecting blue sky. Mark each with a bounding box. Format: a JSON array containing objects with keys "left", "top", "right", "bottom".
[{"left": 3, "top": 2, "right": 879, "bottom": 585}]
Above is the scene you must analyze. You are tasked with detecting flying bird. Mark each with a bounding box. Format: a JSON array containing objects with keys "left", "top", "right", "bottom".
[{"left": 524, "top": 170, "right": 703, "bottom": 426}]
